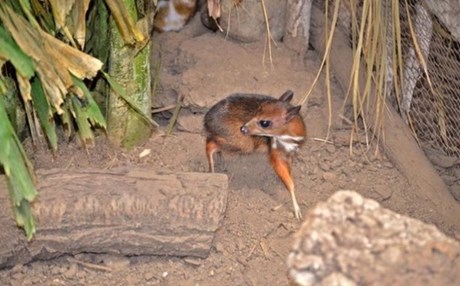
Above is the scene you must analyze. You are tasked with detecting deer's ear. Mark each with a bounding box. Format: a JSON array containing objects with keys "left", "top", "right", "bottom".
[
  {"left": 286, "top": 105, "right": 301, "bottom": 121},
  {"left": 279, "top": 90, "right": 294, "bottom": 102}
]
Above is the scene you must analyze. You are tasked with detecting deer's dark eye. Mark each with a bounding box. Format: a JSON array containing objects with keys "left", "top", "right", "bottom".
[{"left": 259, "top": 120, "right": 271, "bottom": 128}]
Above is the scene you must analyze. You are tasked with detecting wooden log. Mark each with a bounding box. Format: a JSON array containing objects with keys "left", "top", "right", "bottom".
[
  {"left": 309, "top": 5, "right": 460, "bottom": 231},
  {"left": 0, "top": 169, "right": 228, "bottom": 269}
]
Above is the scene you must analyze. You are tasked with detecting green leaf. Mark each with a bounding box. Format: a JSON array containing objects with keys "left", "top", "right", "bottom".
[
  {"left": 71, "top": 95, "right": 95, "bottom": 146},
  {"left": 0, "top": 98, "right": 37, "bottom": 204},
  {"left": 0, "top": 77, "right": 7, "bottom": 95},
  {"left": 31, "top": 77, "right": 58, "bottom": 151},
  {"left": 0, "top": 95, "right": 37, "bottom": 240},
  {"left": 9, "top": 188, "right": 36, "bottom": 241},
  {"left": 60, "top": 99, "right": 73, "bottom": 138},
  {"left": 17, "top": 0, "right": 42, "bottom": 30},
  {"left": 102, "top": 71, "right": 159, "bottom": 127},
  {"left": 0, "top": 25, "right": 35, "bottom": 78},
  {"left": 72, "top": 76, "right": 107, "bottom": 129}
]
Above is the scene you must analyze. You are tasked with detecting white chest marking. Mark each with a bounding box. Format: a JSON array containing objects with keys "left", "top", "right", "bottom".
[{"left": 271, "top": 135, "right": 304, "bottom": 153}]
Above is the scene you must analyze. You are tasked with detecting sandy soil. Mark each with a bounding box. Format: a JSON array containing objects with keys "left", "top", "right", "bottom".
[{"left": 1, "top": 12, "right": 459, "bottom": 286}]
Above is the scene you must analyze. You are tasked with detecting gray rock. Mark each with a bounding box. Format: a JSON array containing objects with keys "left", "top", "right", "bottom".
[
  {"left": 318, "top": 161, "right": 330, "bottom": 171},
  {"left": 424, "top": 147, "right": 458, "bottom": 168},
  {"left": 287, "top": 190, "right": 460, "bottom": 286},
  {"left": 449, "top": 183, "right": 460, "bottom": 202},
  {"left": 219, "top": 0, "right": 286, "bottom": 42},
  {"left": 100, "top": 255, "right": 130, "bottom": 269},
  {"left": 63, "top": 263, "right": 78, "bottom": 279},
  {"left": 177, "top": 110, "right": 204, "bottom": 133},
  {"left": 325, "top": 144, "right": 336, "bottom": 154},
  {"left": 322, "top": 172, "right": 337, "bottom": 182}
]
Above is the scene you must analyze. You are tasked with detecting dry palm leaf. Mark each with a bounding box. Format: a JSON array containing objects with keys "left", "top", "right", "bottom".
[
  {"left": 105, "top": 0, "right": 145, "bottom": 46},
  {"left": 0, "top": 4, "right": 103, "bottom": 114},
  {"left": 48, "top": 0, "right": 91, "bottom": 48}
]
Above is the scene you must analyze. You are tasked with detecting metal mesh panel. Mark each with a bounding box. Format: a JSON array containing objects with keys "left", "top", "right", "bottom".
[
  {"left": 317, "top": 0, "right": 460, "bottom": 158},
  {"left": 407, "top": 1, "right": 460, "bottom": 157}
]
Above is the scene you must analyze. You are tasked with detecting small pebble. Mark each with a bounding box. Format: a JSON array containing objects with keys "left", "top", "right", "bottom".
[
  {"left": 50, "top": 265, "right": 63, "bottom": 275},
  {"left": 101, "top": 255, "right": 130, "bottom": 269},
  {"left": 10, "top": 264, "right": 24, "bottom": 274},
  {"left": 322, "top": 172, "right": 338, "bottom": 182},
  {"left": 63, "top": 263, "right": 78, "bottom": 279},
  {"left": 330, "top": 158, "right": 343, "bottom": 169},
  {"left": 215, "top": 242, "right": 225, "bottom": 253},
  {"left": 143, "top": 271, "right": 157, "bottom": 281},
  {"left": 449, "top": 183, "right": 460, "bottom": 202},
  {"left": 326, "top": 144, "right": 336, "bottom": 154},
  {"left": 184, "top": 257, "right": 203, "bottom": 267},
  {"left": 319, "top": 162, "right": 331, "bottom": 171}
]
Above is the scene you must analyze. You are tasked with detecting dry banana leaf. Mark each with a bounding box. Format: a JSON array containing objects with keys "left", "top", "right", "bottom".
[
  {"left": 48, "top": 0, "right": 74, "bottom": 30},
  {"left": 0, "top": 4, "right": 103, "bottom": 114},
  {"left": 41, "top": 31, "right": 103, "bottom": 79},
  {"left": 48, "top": 0, "right": 91, "bottom": 48},
  {"left": 69, "top": 0, "right": 91, "bottom": 48},
  {"left": 104, "top": 0, "right": 145, "bottom": 45}
]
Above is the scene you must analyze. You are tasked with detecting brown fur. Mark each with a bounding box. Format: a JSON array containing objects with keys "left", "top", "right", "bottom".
[{"left": 204, "top": 91, "right": 307, "bottom": 219}]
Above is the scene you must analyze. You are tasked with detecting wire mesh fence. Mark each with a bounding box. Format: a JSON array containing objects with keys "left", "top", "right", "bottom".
[
  {"left": 317, "top": 0, "right": 460, "bottom": 159},
  {"left": 405, "top": 0, "right": 460, "bottom": 157}
]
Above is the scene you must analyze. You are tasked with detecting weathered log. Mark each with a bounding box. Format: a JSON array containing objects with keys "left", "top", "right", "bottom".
[
  {"left": 0, "top": 169, "right": 228, "bottom": 269},
  {"left": 309, "top": 5, "right": 460, "bottom": 231}
]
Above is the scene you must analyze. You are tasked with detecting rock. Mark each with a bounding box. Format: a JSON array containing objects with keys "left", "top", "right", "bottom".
[
  {"left": 449, "top": 183, "right": 460, "bottom": 202},
  {"left": 10, "top": 279, "right": 22, "bottom": 286},
  {"left": 453, "top": 167, "right": 460, "bottom": 178},
  {"left": 318, "top": 161, "right": 330, "bottom": 171},
  {"left": 442, "top": 174, "right": 457, "bottom": 186},
  {"left": 183, "top": 257, "right": 203, "bottom": 266},
  {"left": 177, "top": 110, "right": 204, "bottom": 133},
  {"left": 321, "top": 272, "right": 356, "bottom": 286},
  {"left": 125, "top": 273, "right": 141, "bottom": 285},
  {"left": 100, "top": 255, "right": 130, "bottom": 269},
  {"left": 63, "top": 263, "right": 78, "bottom": 279},
  {"left": 165, "top": 32, "right": 311, "bottom": 111},
  {"left": 143, "top": 271, "right": 157, "bottom": 281},
  {"left": 219, "top": 0, "right": 286, "bottom": 42},
  {"left": 284, "top": 0, "right": 313, "bottom": 56},
  {"left": 215, "top": 242, "right": 225, "bottom": 254},
  {"left": 50, "top": 265, "right": 62, "bottom": 275},
  {"left": 371, "top": 185, "right": 393, "bottom": 202},
  {"left": 317, "top": 182, "right": 335, "bottom": 193},
  {"left": 329, "top": 158, "right": 343, "bottom": 169},
  {"left": 322, "top": 172, "right": 337, "bottom": 182},
  {"left": 383, "top": 161, "right": 394, "bottom": 169},
  {"left": 287, "top": 190, "right": 460, "bottom": 286},
  {"left": 325, "top": 144, "right": 336, "bottom": 154},
  {"left": 10, "top": 264, "right": 24, "bottom": 274},
  {"left": 424, "top": 147, "right": 458, "bottom": 168}
]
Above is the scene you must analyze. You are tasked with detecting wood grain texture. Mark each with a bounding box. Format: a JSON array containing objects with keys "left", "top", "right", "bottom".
[{"left": 0, "top": 169, "right": 228, "bottom": 269}]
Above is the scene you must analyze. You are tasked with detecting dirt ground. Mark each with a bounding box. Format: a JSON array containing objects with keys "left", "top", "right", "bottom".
[{"left": 1, "top": 12, "right": 459, "bottom": 286}]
